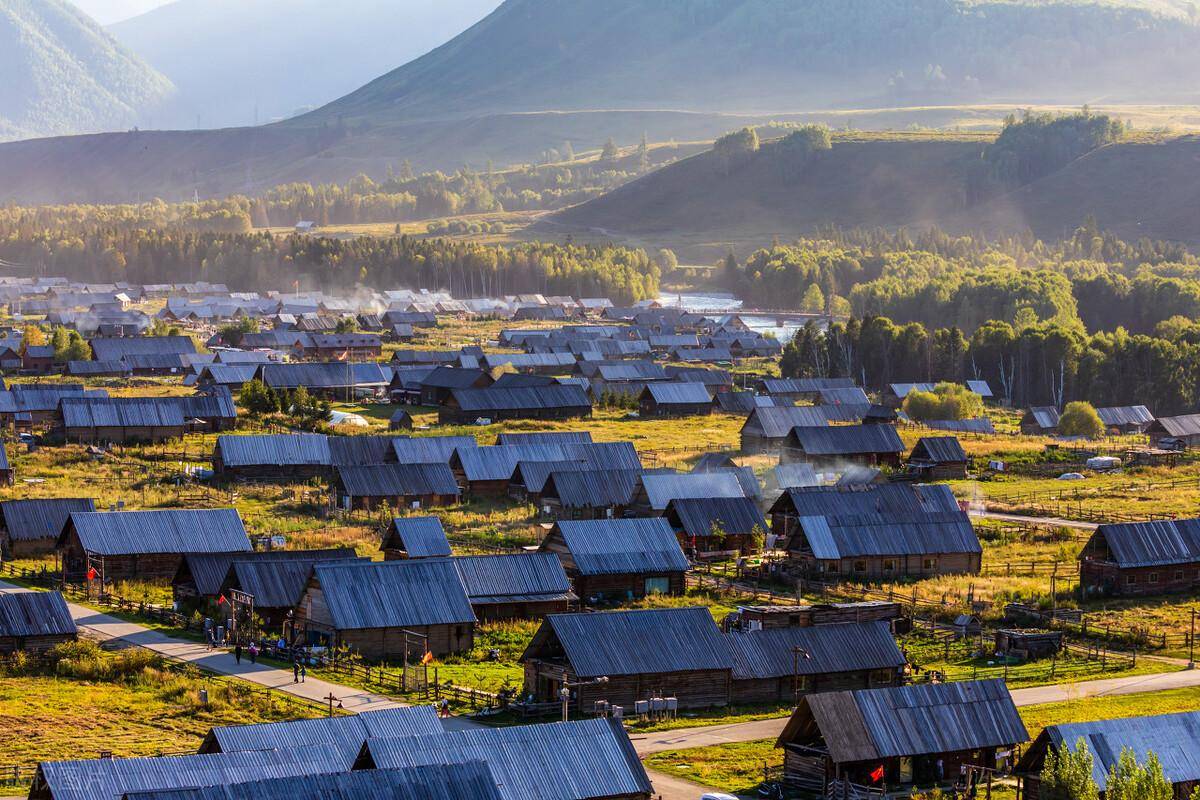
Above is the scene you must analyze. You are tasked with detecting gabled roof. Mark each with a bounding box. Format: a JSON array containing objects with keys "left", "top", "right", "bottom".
[
  {"left": 761, "top": 377, "right": 854, "bottom": 395},
  {"left": 1096, "top": 405, "right": 1154, "bottom": 428},
  {"left": 774, "top": 483, "right": 963, "bottom": 518},
  {"left": 1150, "top": 413, "right": 1200, "bottom": 437},
  {"left": 744, "top": 406, "right": 831, "bottom": 438},
  {"left": 773, "top": 463, "right": 819, "bottom": 490},
  {"left": 0, "top": 589, "right": 76, "bottom": 638},
  {"left": 385, "top": 517, "right": 450, "bottom": 558},
  {"left": 789, "top": 424, "right": 904, "bottom": 456},
  {"left": 910, "top": 436, "right": 967, "bottom": 464},
  {"left": 796, "top": 512, "right": 980, "bottom": 559},
  {"left": 312, "top": 560, "right": 476, "bottom": 630},
  {"left": 201, "top": 706, "right": 441, "bottom": 760},
  {"left": 452, "top": 553, "right": 575, "bottom": 605},
  {"left": 496, "top": 431, "right": 593, "bottom": 446},
  {"left": 643, "top": 382, "right": 712, "bottom": 405},
  {"left": 1023, "top": 406, "right": 1061, "bottom": 430},
  {"left": 778, "top": 679, "right": 1027, "bottom": 763},
  {"left": 0, "top": 497, "right": 95, "bottom": 543},
  {"left": 62, "top": 509, "right": 251, "bottom": 556},
  {"left": 639, "top": 471, "right": 744, "bottom": 510},
  {"left": 358, "top": 718, "right": 651, "bottom": 800},
  {"left": 257, "top": 362, "right": 388, "bottom": 389},
  {"left": 527, "top": 607, "right": 732, "bottom": 677},
  {"left": 336, "top": 463, "right": 460, "bottom": 498},
  {"left": 60, "top": 397, "right": 185, "bottom": 429},
  {"left": 926, "top": 418, "right": 996, "bottom": 435},
  {"left": 420, "top": 366, "right": 492, "bottom": 390},
  {"left": 228, "top": 552, "right": 362, "bottom": 608},
  {"left": 392, "top": 435, "right": 477, "bottom": 464},
  {"left": 453, "top": 441, "right": 640, "bottom": 482},
  {"left": 666, "top": 496, "right": 768, "bottom": 539},
  {"left": 90, "top": 335, "right": 196, "bottom": 362},
  {"left": 1088, "top": 518, "right": 1200, "bottom": 568},
  {"left": 1032, "top": 711, "right": 1200, "bottom": 791},
  {"left": 449, "top": 385, "right": 591, "bottom": 412},
  {"left": 540, "top": 469, "right": 642, "bottom": 509},
  {"left": 178, "top": 548, "right": 357, "bottom": 597},
  {"left": 216, "top": 434, "right": 331, "bottom": 467},
  {"left": 35, "top": 743, "right": 347, "bottom": 800},
  {"left": 327, "top": 435, "right": 399, "bottom": 467},
  {"left": 819, "top": 387, "right": 871, "bottom": 406},
  {"left": 549, "top": 518, "right": 688, "bottom": 575},
  {"left": 728, "top": 621, "right": 904, "bottom": 680}
]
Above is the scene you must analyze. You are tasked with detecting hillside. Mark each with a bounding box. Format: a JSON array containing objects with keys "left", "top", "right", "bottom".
[
  {"left": 71, "top": 0, "right": 170, "bottom": 24},
  {"left": 550, "top": 131, "right": 1200, "bottom": 254},
  {"left": 0, "top": 0, "right": 173, "bottom": 140},
  {"left": 109, "top": 0, "right": 501, "bottom": 130}
]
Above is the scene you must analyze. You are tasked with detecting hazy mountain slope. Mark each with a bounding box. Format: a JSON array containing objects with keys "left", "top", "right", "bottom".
[
  {"left": 551, "top": 133, "right": 1200, "bottom": 251},
  {"left": 109, "top": 0, "right": 501, "bottom": 129},
  {"left": 70, "top": 0, "right": 170, "bottom": 25},
  {"left": 0, "top": 0, "right": 172, "bottom": 140},
  {"left": 310, "top": 0, "right": 1200, "bottom": 126}
]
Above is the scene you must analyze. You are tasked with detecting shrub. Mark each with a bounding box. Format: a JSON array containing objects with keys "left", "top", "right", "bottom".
[
  {"left": 1059, "top": 401, "right": 1105, "bottom": 438},
  {"left": 903, "top": 382, "right": 984, "bottom": 421}
]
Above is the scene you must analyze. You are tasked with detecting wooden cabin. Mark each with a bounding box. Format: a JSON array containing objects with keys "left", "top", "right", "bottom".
[
  {"left": 540, "top": 518, "right": 688, "bottom": 603},
  {"left": 0, "top": 590, "right": 77, "bottom": 654},
  {"left": 781, "top": 424, "right": 904, "bottom": 469},
  {"left": 0, "top": 497, "right": 95, "bottom": 559},
  {"left": 521, "top": 607, "right": 734, "bottom": 710},
  {"left": 1096, "top": 405, "right": 1154, "bottom": 435},
  {"left": 380, "top": 516, "right": 451, "bottom": 560},
  {"left": 1020, "top": 407, "right": 1060, "bottom": 436},
  {"left": 418, "top": 366, "right": 494, "bottom": 406},
  {"left": 906, "top": 436, "right": 968, "bottom": 481},
  {"left": 638, "top": 382, "right": 713, "bottom": 417},
  {"left": 439, "top": 385, "right": 591, "bottom": 425},
  {"left": 739, "top": 406, "right": 831, "bottom": 454},
  {"left": 539, "top": 469, "right": 641, "bottom": 520},
  {"left": 1146, "top": 413, "right": 1200, "bottom": 450},
  {"left": 776, "top": 680, "right": 1027, "bottom": 795},
  {"left": 296, "top": 559, "right": 475, "bottom": 660},
  {"left": 730, "top": 601, "right": 904, "bottom": 632},
  {"left": 664, "top": 496, "right": 767, "bottom": 558},
  {"left": 212, "top": 433, "right": 333, "bottom": 480},
  {"left": 1079, "top": 518, "right": 1200, "bottom": 597},
  {"left": 994, "top": 629, "right": 1063, "bottom": 660},
  {"left": 332, "top": 463, "right": 460, "bottom": 511},
  {"left": 452, "top": 553, "right": 576, "bottom": 621},
  {"left": 59, "top": 397, "right": 186, "bottom": 444}
]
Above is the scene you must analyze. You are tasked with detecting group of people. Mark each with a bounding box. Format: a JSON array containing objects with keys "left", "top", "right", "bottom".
[{"left": 232, "top": 641, "right": 260, "bottom": 665}]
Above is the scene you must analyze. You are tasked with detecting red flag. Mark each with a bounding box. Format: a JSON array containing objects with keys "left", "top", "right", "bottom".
[
  {"left": 86, "top": 566, "right": 97, "bottom": 581},
  {"left": 870, "top": 765, "right": 884, "bottom": 783},
  {"left": 217, "top": 594, "right": 228, "bottom": 606},
  {"left": 421, "top": 650, "right": 434, "bottom": 665}
]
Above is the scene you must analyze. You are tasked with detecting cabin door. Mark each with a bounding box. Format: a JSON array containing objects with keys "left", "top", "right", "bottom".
[{"left": 899, "top": 757, "right": 913, "bottom": 784}]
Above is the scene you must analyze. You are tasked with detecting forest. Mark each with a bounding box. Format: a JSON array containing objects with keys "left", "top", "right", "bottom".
[{"left": 0, "top": 229, "right": 661, "bottom": 304}]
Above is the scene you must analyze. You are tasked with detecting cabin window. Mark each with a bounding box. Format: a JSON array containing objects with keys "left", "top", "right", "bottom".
[
  {"left": 922, "top": 557, "right": 938, "bottom": 570},
  {"left": 1126, "top": 574, "right": 1138, "bottom": 585},
  {"left": 1175, "top": 570, "right": 1185, "bottom": 581},
  {"left": 645, "top": 577, "right": 670, "bottom": 595},
  {"left": 882, "top": 559, "right": 897, "bottom": 572},
  {"left": 871, "top": 668, "right": 895, "bottom": 686},
  {"left": 1149, "top": 572, "right": 1160, "bottom": 584},
  {"left": 853, "top": 560, "right": 867, "bottom": 573}
]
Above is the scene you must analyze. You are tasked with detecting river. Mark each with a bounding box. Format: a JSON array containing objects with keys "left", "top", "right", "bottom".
[{"left": 655, "top": 291, "right": 805, "bottom": 341}]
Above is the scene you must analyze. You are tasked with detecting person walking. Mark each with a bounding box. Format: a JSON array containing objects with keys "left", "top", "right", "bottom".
[
  {"left": 234, "top": 643, "right": 242, "bottom": 664},
  {"left": 293, "top": 661, "right": 300, "bottom": 683},
  {"left": 248, "top": 641, "right": 258, "bottom": 664},
  {"left": 300, "top": 664, "right": 307, "bottom": 683}
]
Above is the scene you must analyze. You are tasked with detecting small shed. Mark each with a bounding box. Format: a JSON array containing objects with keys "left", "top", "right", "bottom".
[
  {"left": 664, "top": 496, "right": 768, "bottom": 557},
  {"left": 0, "top": 590, "right": 77, "bottom": 654},
  {"left": 521, "top": 607, "right": 735, "bottom": 710},
  {"left": 1020, "top": 406, "right": 1060, "bottom": 436},
  {"left": 388, "top": 408, "right": 414, "bottom": 431},
  {"left": 380, "top": 516, "right": 451, "bottom": 560},
  {"left": 994, "top": 629, "right": 1063, "bottom": 660},
  {"left": 540, "top": 517, "right": 689, "bottom": 602},
  {"left": 953, "top": 614, "right": 982, "bottom": 639},
  {"left": 638, "top": 382, "right": 713, "bottom": 417},
  {"left": 907, "top": 436, "right": 969, "bottom": 480},
  {"left": 783, "top": 424, "right": 904, "bottom": 469},
  {"left": 333, "top": 463, "right": 460, "bottom": 511}
]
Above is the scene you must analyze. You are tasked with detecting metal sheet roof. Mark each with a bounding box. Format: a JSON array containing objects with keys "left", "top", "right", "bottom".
[
  {"left": 776, "top": 484, "right": 963, "bottom": 518},
  {"left": 258, "top": 362, "right": 388, "bottom": 389},
  {"left": 785, "top": 679, "right": 1027, "bottom": 763},
  {"left": 926, "top": 417, "right": 996, "bottom": 434},
  {"left": 761, "top": 377, "right": 855, "bottom": 395},
  {"left": 60, "top": 397, "right": 186, "bottom": 429},
  {"left": 450, "top": 385, "right": 591, "bottom": 413},
  {"left": 1042, "top": 711, "right": 1200, "bottom": 790},
  {"left": 0, "top": 497, "right": 95, "bottom": 544},
  {"left": 511, "top": 460, "right": 587, "bottom": 493},
  {"left": 1024, "top": 406, "right": 1061, "bottom": 430},
  {"left": 421, "top": 366, "right": 491, "bottom": 390},
  {"left": 534, "top": 607, "right": 733, "bottom": 677},
  {"left": 336, "top": 463, "right": 460, "bottom": 498},
  {"left": 360, "top": 718, "right": 652, "bottom": 800},
  {"left": 203, "top": 706, "right": 441, "bottom": 761},
  {"left": 1151, "top": 413, "right": 1200, "bottom": 437},
  {"left": 496, "top": 431, "right": 593, "bottom": 446},
  {"left": 910, "top": 436, "right": 968, "bottom": 464},
  {"left": 65, "top": 509, "right": 251, "bottom": 556},
  {"left": 90, "top": 336, "right": 196, "bottom": 362},
  {"left": 37, "top": 743, "right": 348, "bottom": 800},
  {"left": 819, "top": 387, "right": 871, "bottom": 406},
  {"left": 744, "top": 406, "right": 831, "bottom": 438},
  {"left": 122, "top": 762, "right": 503, "bottom": 800},
  {"left": 728, "top": 621, "right": 904, "bottom": 680},
  {"left": 454, "top": 441, "right": 640, "bottom": 482},
  {"left": 385, "top": 517, "right": 450, "bottom": 557},
  {"left": 773, "top": 463, "right": 819, "bottom": 489},
  {"left": 216, "top": 434, "right": 331, "bottom": 467},
  {"left": 313, "top": 560, "right": 476, "bottom": 630},
  {"left": 644, "top": 382, "right": 712, "bottom": 405},
  {"left": 229, "top": 552, "right": 361, "bottom": 608},
  {"left": 0, "top": 589, "right": 76, "bottom": 638},
  {"left": 550, "top": 518, "right": 689, "bottom": 575},
  {"left": 790, "top": 424, "right": 904, "bottom": 456},
  {"left": 452, "top": 553, "right": 575, "bottom": 604},
  {"left": 667, "top": 497, "right": 767, "bottom": 539},
  {"left": 540, "top": 469, "right": 642, "bottom": 509},
  {"left": 391, "top": 435, "right": 477, "bottom": 464},
  {"left": 327, "top": 436, "right": 400, "bottom": 467},
  {"left": 1092, "top": 518, "right": 1200, "bottom": 567},
  {"left": 639, "top": 472, "right": 744, "bottom": 510},
  {"left": 179, "top": 548, "right": 356, "bottom": 597},
  {"left": 1096, "top": 405, "right": 1155, "bottom": 427},
  {"left": 798, "top": 513, "right": 981, "bottom": 559}
]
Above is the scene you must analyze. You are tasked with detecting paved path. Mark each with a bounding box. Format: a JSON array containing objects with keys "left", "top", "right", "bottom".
[
  {"left": 0, "top": 581, "right": 402, "bottom": 713},
  {"left": 976, "top": 510, "right": 1098, "bottom": 531}
]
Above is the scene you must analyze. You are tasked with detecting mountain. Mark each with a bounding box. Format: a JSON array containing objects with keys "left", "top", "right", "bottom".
[
  {"left": 109, "top": 0, "right": 502, "bottom": 130},
  {"left": 5, "top": 0, "right": 1200, "bottom": 202},
  {"left": 69, "top": 0, "right": 171, "bottom": 25},
  {"left": 0, "top": 0, "right": 173, "bottom": 140},
  {"left": 549, "top": 131, "right": 1200, "bottom": 259}
]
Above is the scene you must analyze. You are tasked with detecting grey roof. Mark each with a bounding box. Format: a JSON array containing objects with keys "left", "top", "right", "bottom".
[
  {"left": 179, "top": 548, "right": 357, "bottom": 597},
  {"left": 910, "top": 436, "right": 968, "bottom": 464},
  {"left": 761, "top": 377, "right": 854, "bottom": 395},
  {"left": 667, "top": 497, "right": 767, "bottom": 540},
  {"left": 1024, "top": 406, "right": 1061, "bottom": 430},
  {"left": 496, "top": 431, "right": 593, "bottom": 446},
  {"left": 258, "top": 362, "right": 388, "bottom": 389},
  {"left": 745, "top": 406, "right": 831, "bottom": 438},
  {"left": 713, "top": 391, "right": 760, "bottom": 414},
  {"left": 198, "top": 365, "right": 259, "bottom": 386},
  {"left": 327, "top": 435, "right": 399, "bottom": 467},
  {"left": 819, "top": 387, "right": 871, "bottom": 406},
  {"left": 797, "top": 512, "right": 981, "bottom": 559},
  {"left": 122, "top": 762, "right": 503, "bottom": 800},
  {"left": 202, "top": 706, "right": 441, "bottom": 760},
  {"left": 549, "top": 518, "right": 689, "bottom": 575},
  {"left": 784, "top": 679, "right": 1027, "bottom": 762},
  {"left": 1090, "top": 518, "right": 1200, "bottom": 568},
  {"left": 216, "top": 434, "right": 331, "bottom": 468},
  {"left": 643, "top": 382, "right": 712, "bottom": 405},
  {"left": 359, "top": 718, "right": 651, "bottom": 800},
  {"left": 170, "top": 391, "right": 237, "bottom": 421},
  {"left": 421, "top": 366, "right": 491, "bottom": 390},
  {"left": 68, "top": 359, "right": 132, "bottom": 376},
  {"left": 392, "top": 435, "right": 477, "bottom": 464},
  {"left": 228, "top": 552, "right": 361, "bottom": 608},
  {"left": 790, "top": 424, "right": 904, "bottom": 456},
  {"left": 482, "top": 352, "right": 577, "bottom": 370},
  {"left": 541, "top": 469, "right": 642, "bottom": 509},
  {"left": 452, "top": 553, "right": 575, "bottom": 605},
  {"left": 336, "top": 463, "right": 460, "bottom": 498},
  {"left": 454, "top": 441, "right": 640, "bottom": 482},
  {"left": 594, "top": 362, "right": 667, "bottom": 382},
  {"left": 90, "top": 335, "right": 196, "bottom": 362},
  {"left": 60, "top": 397, "right": 186, "bottom": 429},
  {"left": 926, "top": 417, "right": 996, "bottom": 435},
  {"left": 36, "top": 743, "right": 348, "bottom": 800},
  {"left": 1096, "top": 405, "right": 1155, "bottom": 428},
  {"left": 1038, "top": 711, "right": 1200, "bottom": 791},
  {"left": 728, "top": 621, "right": 904, "bottom": 680},
  {"left": 312, "top": 560, "right": 476, "bottom": 630},
  {"left": 511, "top": 459, "right": 589, "bottom": 494},
  {"left": 776, "top": 483, "right": 964, "bottom": 518},
  {"left": 1, "top": 497, "right": 95, "bottom": 544},
  {"left": 639, "top": 471, "right": 744, "bottom": 510},
  {"left": 0, "top": 589, "right": 76, "bottom": 638},
  {"left": 530, "top": 607, "right": 733, "bottom": 677},
  {"left": 1151, "top": 413, "right": 1200, "bottom": 437},
  {"left": 386, "top": 516, "right": 450, "bottom": 557},
  {"left": 773, "top": 463, "right": 820, "bottom": 490},
  {"left": 836, "top": 466, "right": 883, "bottom": 486},
  {"left": 63, "top": 509, "right": 251, "bottom": 556},
  {"left": 450, "top": 385, "right": 591, "bottom": 413},
  {"left": 0, "top": 385, "right": 107, "bottom": 414}
]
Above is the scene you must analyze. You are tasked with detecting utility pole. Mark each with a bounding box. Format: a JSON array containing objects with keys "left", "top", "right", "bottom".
[
  {"left": 325, "top": 692, "right": 341, "bottom": 717},
  {"left": 792, "top": 646, "right": 811, "bottom": 706},
  {"left": 1190, "top": 608, "right": 1196, "bottom": 669}
]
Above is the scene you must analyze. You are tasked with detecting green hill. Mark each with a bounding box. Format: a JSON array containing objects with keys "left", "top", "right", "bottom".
[{"left": 0, "top": 0, "right": 173, "bottom": 140}]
